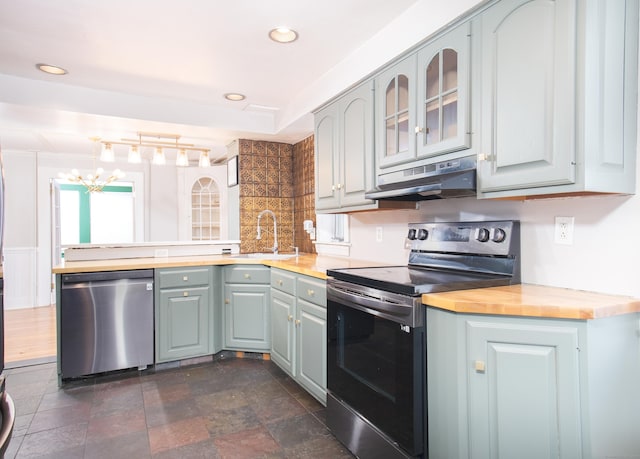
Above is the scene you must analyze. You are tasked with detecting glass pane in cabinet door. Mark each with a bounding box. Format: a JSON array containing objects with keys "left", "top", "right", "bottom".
[
  {"left": 385, "top": 80, "right": 396, "bottom": 117},
  {"left": 398, "top": 75, "right": 409, "bottom": 111},
  {"left": 386, "top": 118, "right": 396, "bottom": 157},
  {"left": 426, "top": 55, "right": 440, "bottom": 99},
  {"left": 442, "top": 49, "right": 458, "bottom": 92},
  {"left": 442, "top": 92, "right": 458, "bottom": 139},
  {"left": 398, "top": 111, "right": 409, "bottom": 153},
  {"left": 425, "top": 100, "right": 440, "bottom": 145}
]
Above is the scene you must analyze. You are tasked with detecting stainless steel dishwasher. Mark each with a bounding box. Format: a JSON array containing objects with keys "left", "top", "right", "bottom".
[{"left": 60, "top": 269, "right": 154, "bottom": 379}]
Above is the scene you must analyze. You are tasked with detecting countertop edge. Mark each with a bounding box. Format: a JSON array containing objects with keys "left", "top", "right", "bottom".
[
  {"left": 52, "top": 257, "right": 640, "bottom": 319},
  {"left": 422, "top": 284, "right": 640, "bottom": 320},
  {"left": 51, "top": 254, "right": 386, "bottom": 280}
]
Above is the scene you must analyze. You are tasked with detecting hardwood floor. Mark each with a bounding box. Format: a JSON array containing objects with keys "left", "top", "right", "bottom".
[{"left": 4, "top": 305, "right": 56, "bottom": 364}]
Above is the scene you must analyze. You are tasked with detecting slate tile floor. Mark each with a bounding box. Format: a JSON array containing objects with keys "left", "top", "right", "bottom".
[{"left": 4, "top": 356, "right": 354, "bottom": 458}]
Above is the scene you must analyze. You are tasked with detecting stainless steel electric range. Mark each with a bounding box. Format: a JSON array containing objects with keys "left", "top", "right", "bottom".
[{"left": 326, "top": 220, "right": 521, "bottom": 459}]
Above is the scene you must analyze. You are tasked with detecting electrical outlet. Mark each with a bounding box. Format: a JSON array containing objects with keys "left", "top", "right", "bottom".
[
  {"left": 154, "top": 248, "right": 169, "bottom": 257},
  {"left": 376, "top": 226, "right": 383, "bottom": 243},
  {"left": 554, "top": 216, "right": 574, "bottom": 245}
]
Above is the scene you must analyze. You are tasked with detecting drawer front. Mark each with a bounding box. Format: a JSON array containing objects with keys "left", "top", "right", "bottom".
[
  {"left": 225, "top": 265, "right": 271, "bottom": 284},
  {"left": 271, "top": 269, "right": 296, "bottom": 295},
  {"left": 297, "top": 276, "right": 326, "bottom": 307},
  {"left": 158, "top": 267, "right": 210, "bottom": 289}
]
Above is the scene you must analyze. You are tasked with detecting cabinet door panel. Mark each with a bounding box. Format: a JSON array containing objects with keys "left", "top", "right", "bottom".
[
  {"left": 417, "top": 21, "right": 471, "bottom": 158},
  {"left": 158, "top": 287, "right": 209, "bottom": 361},
  {"left": 315, "top": 106, "right": 340, "bottom": 210},
  {"left": 225, "top": 265, "right": 271, "bottom": 284},
  {"left": 297, "top": 299, "right": 327, "bottom": 404},
  {"left": 225, "top": 284, "right": 270, "bottom": 350},
  {"left": 467, "top": 320, "right": 582, "bottom": 459},
  {"left": 340, "top": 82, "right": 374, "bottom": 208},
  {"left": 376, "top": 54, "right": 417, "bottom": 169},
  {"left": 270, "top": 289, "right": 295, "bottom": 376},
  {"left": 488, "top": 342, "right": 559, "bottom": 458},
  {"left": 479, "top": 0, "right": 576, "bottom": 191},
  {"left": 158, "top": 267, "right": 210, "bottom": 289}
]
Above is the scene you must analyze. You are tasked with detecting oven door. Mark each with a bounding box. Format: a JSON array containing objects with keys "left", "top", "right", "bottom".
[{"left": 327, "top": 282, "right": 425, "bottom": 457}]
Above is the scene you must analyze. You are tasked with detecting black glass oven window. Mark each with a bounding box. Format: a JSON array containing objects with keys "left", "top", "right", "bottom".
[
  {"left": 328, "top": 299, "right": 424, "bottom": 456},
  {"left": 339, "top": 310, "right": 397, "bottom": 401}
]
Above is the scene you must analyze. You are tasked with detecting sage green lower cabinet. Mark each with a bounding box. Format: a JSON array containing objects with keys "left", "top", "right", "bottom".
[
  {"left": 427, "top": 307, "right": 640, "bottom": 459},
  {"left": 155, "top": 267, "right": 214, "bottom": 363},
  {"left": 270, "top": 278, "right": 296, "bottom": 375},
  {"left": 270, "top": 268, "right": 327, "bottom": 405},
  {"left": 295, "top": 295, "right": 327, "bottom": 404},
  {"left": 223, "top": 265, "right": 271, "bottom": 351}
]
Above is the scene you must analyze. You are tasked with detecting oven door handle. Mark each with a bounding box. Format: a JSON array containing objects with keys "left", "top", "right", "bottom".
[{"left": 327, "top": 284, "right": 421, "bottom": 327}]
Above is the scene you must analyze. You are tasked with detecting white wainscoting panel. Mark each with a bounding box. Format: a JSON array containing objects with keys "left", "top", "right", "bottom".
[{"left": 4, "top": 247, "right": 37, "bottom": 309}]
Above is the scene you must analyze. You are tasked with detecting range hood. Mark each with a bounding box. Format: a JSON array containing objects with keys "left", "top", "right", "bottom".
[{"left": 365, "top": 156, "right": 477, "bottom": 201}]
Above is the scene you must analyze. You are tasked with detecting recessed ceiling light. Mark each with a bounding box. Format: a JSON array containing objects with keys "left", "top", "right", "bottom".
[
  {"left": 224, "top": 93, "right": 246, "bottom": 101},
  {"left": 268, "top": 27, "right": 298, "bottom": 44},
  {"left": 36, "top": 63, "right": 68, "bottom": 75}
]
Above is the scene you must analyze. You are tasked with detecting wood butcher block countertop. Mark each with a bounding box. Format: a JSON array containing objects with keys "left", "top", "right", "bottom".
[
  {"left": 52, "top": 253, "right": 389, "bottom": 280},
  {"left": 423, "top": 284, "right": 640, "bottom": 320},
  {"left": 53, "top": 255, "right": 640, "bottom": 319}
]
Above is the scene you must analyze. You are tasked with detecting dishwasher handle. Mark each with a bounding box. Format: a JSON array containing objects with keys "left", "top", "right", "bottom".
[{"left": 61, "top": 269, "right": 154, "bottom": 285}]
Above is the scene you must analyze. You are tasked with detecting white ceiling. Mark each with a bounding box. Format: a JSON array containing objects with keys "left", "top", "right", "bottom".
[{"left": 0, "top": 0, "right": 480, "bottom": 162}]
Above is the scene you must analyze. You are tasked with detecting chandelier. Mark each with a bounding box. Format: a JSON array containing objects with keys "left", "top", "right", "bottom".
[
  {"left": 100, "top": 132, "right": 212, "bottom": 167},
  {"left": 59, "top": 167, "right": 125, "bottom": 193},
  {"left": 58, "top": 138, "right": 125, "bottom": 193}
]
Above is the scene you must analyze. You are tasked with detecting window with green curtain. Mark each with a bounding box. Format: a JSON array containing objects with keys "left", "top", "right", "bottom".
[{"left": 59, "top": 183, "right": 134, "bottom": 244}]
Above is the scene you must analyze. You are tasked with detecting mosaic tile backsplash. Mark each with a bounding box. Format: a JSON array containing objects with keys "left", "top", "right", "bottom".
[{"left": 238, "top": 136, "right": 315, "bottom": 254}]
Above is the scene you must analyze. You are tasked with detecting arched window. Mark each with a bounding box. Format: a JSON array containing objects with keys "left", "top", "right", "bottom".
[{"left": 191, "top": 177, "right": 220, "bottom": 240}]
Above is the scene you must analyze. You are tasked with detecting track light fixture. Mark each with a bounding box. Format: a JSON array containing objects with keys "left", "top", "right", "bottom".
[{"left": 99, "top": 132, "right": 212, "bottom": 167}]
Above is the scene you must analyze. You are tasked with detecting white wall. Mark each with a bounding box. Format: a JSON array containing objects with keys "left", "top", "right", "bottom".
[
  {"left": 3, "top": 152, "right": 36, "bottom": 247},
  {"left": 349, "top": 189, "right": 640, "bottom": 298},
  {"left": 148, "top": 164, "right": 179, "bottom": 241},
  {"left": 2, "top": 149, "right": 182, "bottom": 308}
]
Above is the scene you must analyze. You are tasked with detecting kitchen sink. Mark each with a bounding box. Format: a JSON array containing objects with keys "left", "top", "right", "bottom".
[{"left": 231, "top": 253, "right": 297, "bottom": 260}]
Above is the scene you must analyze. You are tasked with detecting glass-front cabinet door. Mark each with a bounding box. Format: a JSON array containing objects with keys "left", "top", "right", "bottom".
[
  {"left": 375, "top": 54, "right": 417, "bottom": 169},
  {"left": 416, "top": 21, "right": 471, "bottom": 158}
]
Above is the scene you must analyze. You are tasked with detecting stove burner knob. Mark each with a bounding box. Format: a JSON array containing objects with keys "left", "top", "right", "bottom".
[
  {"left": 417, "top": 229, "right": 429, "bottom": 240},
  {"left": 492, "top": 228, "right": 507, "bottom": 243},
  {"left": 407, "top": 229, "right": 417, "bottom": 240},
  {"left": 476, "top": 228, "right": 490, "bottom": 242}
]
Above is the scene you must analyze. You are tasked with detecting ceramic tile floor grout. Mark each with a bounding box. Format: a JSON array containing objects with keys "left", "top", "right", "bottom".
[{"left": 3, "top": 357, "right": 354, "bottom": 458}]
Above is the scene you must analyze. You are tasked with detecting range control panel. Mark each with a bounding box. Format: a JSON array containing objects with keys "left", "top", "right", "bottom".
[{"left": 406, "top": 220, "right": 520, "bottom": 256}]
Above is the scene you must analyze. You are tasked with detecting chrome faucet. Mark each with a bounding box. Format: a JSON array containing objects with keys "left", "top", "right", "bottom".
[{"left": 256, "top": 209, "right": 278, "bottom": 253}]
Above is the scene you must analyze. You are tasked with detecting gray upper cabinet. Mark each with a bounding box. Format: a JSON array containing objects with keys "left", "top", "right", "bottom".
[
  {"left": 375, "top": 54, "right": 417, "bottom": 169},
  {"left": 416, "top": 21, "right": 472, "bottom": 159},
  {"left": 375, "top": 21, "right": 473, "bottom": 172},
  {"left": 478, "top": 0, "right": 639, "bottom": 197},
  {"left": 315, "top": 80, "right": 377, "bottom": 213},
  {"left": 315, "top": 102, "right": 339, "bottom": 210}
]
